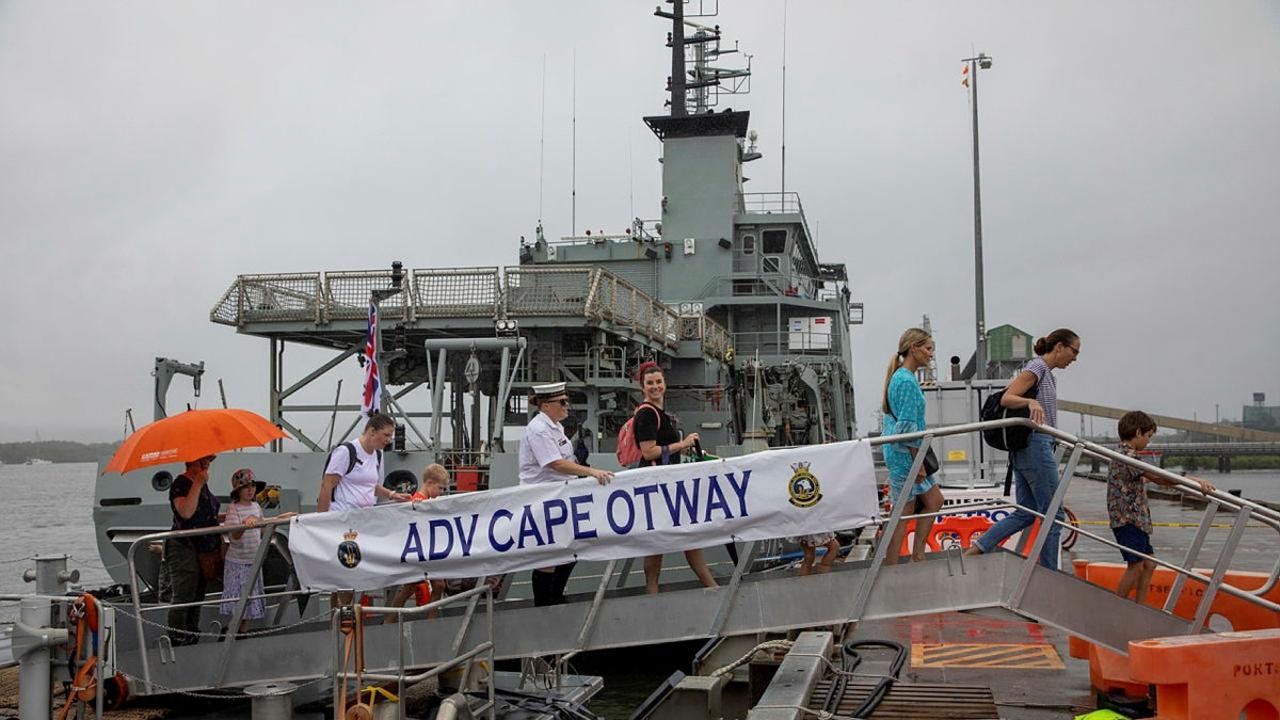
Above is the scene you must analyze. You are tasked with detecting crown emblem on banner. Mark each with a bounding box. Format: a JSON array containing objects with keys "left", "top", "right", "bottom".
[{"left": 337, "top": 529, "right": 363, "bottom": 569}]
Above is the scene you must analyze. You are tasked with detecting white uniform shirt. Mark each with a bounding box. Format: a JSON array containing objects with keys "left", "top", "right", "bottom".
[
  {"left": 518, "top": 412, "right": 576, "bottom": 485},
  {"left": 324, "top": 442, "right": 382, "bottom": 511}
]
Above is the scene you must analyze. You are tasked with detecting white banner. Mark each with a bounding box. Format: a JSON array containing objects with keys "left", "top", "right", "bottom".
[{"left": 290, "top": 440, "right": 878, "bottom": 591}]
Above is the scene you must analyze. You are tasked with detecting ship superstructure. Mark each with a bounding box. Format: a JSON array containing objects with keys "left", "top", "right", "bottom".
[
  {"left": 173, "top": 7, "right": 846, "bottom": 474},
  {"left": 91, "top": 3, "right": 862, "bottom": 592}
]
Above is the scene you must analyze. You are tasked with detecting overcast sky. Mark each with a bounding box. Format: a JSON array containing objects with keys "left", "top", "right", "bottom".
[{"left": 2, "top": 1, "right": 1278, "bottom": 443}]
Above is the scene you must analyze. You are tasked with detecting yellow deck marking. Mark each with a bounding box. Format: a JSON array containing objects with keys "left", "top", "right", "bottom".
[{"left": 912, "top": 642, "right": 1064, "bottom": 670}]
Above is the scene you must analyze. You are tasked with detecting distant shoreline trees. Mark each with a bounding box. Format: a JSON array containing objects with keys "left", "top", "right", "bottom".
[{"left": 0, "top": 441, "right": 118, "bottom": 465}]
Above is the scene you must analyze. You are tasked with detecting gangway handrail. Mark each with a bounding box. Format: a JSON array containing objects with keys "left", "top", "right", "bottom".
[
  {"left": 868, "top": 418, "right": 1280, "bottom": 525},
  {"left": 355, "top": 584, "right": 497, "bottom": 720},
  {"left": 123, "top": 517, "right": 301, "bottom": 694},
  {"left": 864, "top": 419, "right": 1280, "bottom": 634}
]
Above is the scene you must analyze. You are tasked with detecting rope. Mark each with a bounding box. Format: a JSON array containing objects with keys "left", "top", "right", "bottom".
[
  {"left": 707, "top": 639, "right": 795, "bottom": 678},
  {"left": 110, "top": 602, "right": 335, "bottom": 639}
]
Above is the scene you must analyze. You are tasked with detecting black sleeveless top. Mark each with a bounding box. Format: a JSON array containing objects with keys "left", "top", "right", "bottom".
[{"left": 632, "top": 402, "right": 681, "bottom": 467}]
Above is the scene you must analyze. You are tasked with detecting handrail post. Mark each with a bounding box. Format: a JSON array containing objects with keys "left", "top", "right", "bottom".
[
  {"left": 1164, "top": 501, "right": 1219, "bottom": 613},
  {"left": 1189, "top": 507, "right": 1252, "bottom": 633},
  {"left": 125, "top": 536, "right": 153, "bottom": 694},
  {"left": 847, "top": 436, "right": 933, "bottom": 623},
  {"left": 565, "top": 559, "right": 617, "bottom": 663},
  {"left": 486, "top": 586, "right": 496, "bottom": 720},
  {"left": 694, "top": 540, "right": 759, "bottom": 673},
  {"left": 212, "top": 523, "right": 278, "bottom": 685},
  {"left": 451, "top": 591, "right": 482, "bottom": 657},
  {"left": 1010, "top": 441, "right": 1082, "bottom": 609}
]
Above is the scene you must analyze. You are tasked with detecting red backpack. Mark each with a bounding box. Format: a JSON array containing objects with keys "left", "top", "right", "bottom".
[{"left": 616, "top": 403, "right": 661, "bottom": 468}]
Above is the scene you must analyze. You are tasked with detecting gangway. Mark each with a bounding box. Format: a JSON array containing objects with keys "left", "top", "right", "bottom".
[
  {"left": 77, "top": 419, "right": 1280, "bottom": 700},
  {"left": 111, "top": 550, "right": 1202, "bottom": 695}
]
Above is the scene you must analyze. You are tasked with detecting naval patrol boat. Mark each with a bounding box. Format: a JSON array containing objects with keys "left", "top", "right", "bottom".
[
  {"left": 91, "top": 1, "right": 862, "bottom": 599},
  {"left": 8, "top": 3, "right": 1278, "bottom": 719},
  {"left": 8, "top": 2, "right": 867, "bottom": 717}
]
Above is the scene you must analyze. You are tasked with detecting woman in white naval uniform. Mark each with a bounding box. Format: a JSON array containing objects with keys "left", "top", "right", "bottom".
[{"left": 519, "top": 382, "right": 613, "bottom": 605}]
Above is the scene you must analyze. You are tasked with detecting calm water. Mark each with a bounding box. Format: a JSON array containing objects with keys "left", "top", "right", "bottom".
[{"left": 2, "top": 461, "right": 1277, "bottom": 716}]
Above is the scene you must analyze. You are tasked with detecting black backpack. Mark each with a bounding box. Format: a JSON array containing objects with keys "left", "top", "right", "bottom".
[
  {"left": 325, "top": 442, "right": 383, "bottom": 500},
  {"left": 326, "top": 441, "right": 383, "bottom": 476},
  {"left": 980, "top": 384, "right": 1038, "bottom": 452}
]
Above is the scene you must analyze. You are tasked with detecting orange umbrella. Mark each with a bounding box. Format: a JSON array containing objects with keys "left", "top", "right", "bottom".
[{"left": 103, "top": 408, "right": 288, "bottom": 475}]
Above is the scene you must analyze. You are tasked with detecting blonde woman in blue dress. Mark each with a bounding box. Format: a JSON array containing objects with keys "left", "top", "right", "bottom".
[{"left": 881, "top": 328, "right": 945, "bottom": 564}]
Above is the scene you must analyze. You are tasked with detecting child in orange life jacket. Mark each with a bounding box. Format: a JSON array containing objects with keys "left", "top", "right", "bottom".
[{"left": 391, "top": 465, "right": 449, "bottom": 613}]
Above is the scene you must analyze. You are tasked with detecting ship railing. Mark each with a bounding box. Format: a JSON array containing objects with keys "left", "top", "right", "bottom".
[
  {"left": 412, "top": 266, "right": 502, "bottom": 319},
  {"left": 730, "top": 330, "right": 841, "bottom": 359},
  {"left": 677, "top": 314, "right": 732, "bottom": 360},
  {"left": 325, "top": 268, "right": 412, "bottom": 321},
  {"left": 352, "top": 584, "right": 496, "bottom": 720},
  {"left": 697, "top": 273, "right": 818, "bottom": 301},
  {"left": 583, "top": 268, "right": 680, "bottom": 348},
  {"left": 549, "top": 232, "right": 635, "bottom": 246},
  {"left": 503, "top": 265, "right": 596, "bottom": 318},
  {"left": 435, "top": 449, "right": 492, "bottom": 492},
  {"left": 738, "top": 191, "right": 804, "bottom": 215},
  {"left": 855, "top": 418, "right": 1280, "bottom": 631},
  {"left": 122, "top": 518, "right": 310, "bottom": 694},
  {"left": 210, "top": 272, "right": 325, "bottom": 326}
]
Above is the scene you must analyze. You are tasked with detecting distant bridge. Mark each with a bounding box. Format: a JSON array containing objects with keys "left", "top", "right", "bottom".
[{"left": 1060, "top": 399, "right": 1280, "bottom": 443}]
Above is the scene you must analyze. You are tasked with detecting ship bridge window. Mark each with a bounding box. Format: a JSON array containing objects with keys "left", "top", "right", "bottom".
[
  {"left": 740, "top": 234, "right": 755, "bottom": 255},
  {"left": 762, "top": 229, "right": 788, "bottom": 255}
]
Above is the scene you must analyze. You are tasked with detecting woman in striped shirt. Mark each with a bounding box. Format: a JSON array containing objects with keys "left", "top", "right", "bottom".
[{"left": 968, "top": 328, "right": 1080, "bottom": 570}]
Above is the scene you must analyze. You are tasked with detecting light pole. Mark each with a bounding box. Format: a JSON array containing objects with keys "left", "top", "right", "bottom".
[{"left": 964, "top": 52, "right": 993, "bottom": 379}]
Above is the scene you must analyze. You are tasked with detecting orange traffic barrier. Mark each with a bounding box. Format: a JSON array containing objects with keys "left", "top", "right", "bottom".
[
  {"left": 1128, "top": 628, "right": 1280, "bottom": 719},
  {"left": 1070, "top": 560, "right": 1280, "bottom": 700},
  {"left": 899, "top": 515, "right": 1041, "bottom": 556}
]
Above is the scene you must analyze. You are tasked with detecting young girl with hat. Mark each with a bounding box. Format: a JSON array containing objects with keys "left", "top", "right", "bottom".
[{"left": 220, "top": 468, "right": 294, "bottom": 633}]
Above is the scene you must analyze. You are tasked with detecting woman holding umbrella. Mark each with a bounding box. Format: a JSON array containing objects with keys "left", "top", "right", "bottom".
[
  {"left": 104, "top": 408, "right": 288, "bottom": 646},
  {"left": 166, "top": 454, "right": 221, "bottom": 646}
]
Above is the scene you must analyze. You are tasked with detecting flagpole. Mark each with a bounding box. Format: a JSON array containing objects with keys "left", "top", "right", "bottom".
[
  {"left": 369, "top": 262, "right": 406, "bottom": 419},
  {"left": 962, "top": 53, "right": 992, "bottom": 380}
]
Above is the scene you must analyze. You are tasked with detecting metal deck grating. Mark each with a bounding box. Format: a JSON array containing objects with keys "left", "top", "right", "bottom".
[{"left": 811, "top": 678, "right": 1000, "bottom": 719}]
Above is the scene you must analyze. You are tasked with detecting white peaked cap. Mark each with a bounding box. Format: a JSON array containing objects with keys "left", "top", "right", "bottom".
[{"left": 532, "top": 381, "right": 567, "bottom": 397}]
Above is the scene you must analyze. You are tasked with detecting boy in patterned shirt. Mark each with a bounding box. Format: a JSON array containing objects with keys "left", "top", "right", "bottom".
[{"left": 1109, "top": 411, "right": 1215, "bottom": 603}]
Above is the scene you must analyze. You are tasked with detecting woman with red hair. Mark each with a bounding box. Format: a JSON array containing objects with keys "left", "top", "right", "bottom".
[{"left": 630, "top": 361, "right": 719, "bottom": 594}]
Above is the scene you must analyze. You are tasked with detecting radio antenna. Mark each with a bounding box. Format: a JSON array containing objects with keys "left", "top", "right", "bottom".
[
  {"left": 571, "top": 49, "right": 577, "bottom": 235},
  {"left": 781, "top": 0, "right": 789, "bottom": 195},
  {"left": 539, "top": 53, "right": 547, "bottom": 223}
]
